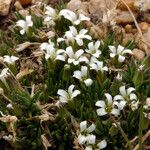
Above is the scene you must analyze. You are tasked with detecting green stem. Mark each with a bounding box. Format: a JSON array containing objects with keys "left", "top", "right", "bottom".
[
  {"left": 110, "top": 116, "right": 133, "bottom": 150},
  {"left": 138, "top": 106, "right": 143, "bottom": 150}
]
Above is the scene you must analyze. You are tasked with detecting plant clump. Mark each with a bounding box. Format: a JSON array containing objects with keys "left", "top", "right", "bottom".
[{"left": 0, "top": 2, "right": 149, "bottom": 150}]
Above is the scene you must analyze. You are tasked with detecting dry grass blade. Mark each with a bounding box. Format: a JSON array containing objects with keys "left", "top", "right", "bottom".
[
  {"left": 16, "top": 68, "right": 33, "bottom": 81},
  {"left": 133, "top": 129, "right": 150, "bottom": 150}
]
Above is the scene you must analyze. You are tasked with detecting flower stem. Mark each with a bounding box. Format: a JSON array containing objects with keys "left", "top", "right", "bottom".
[
  {"left": 138, "top": 106, "right": 143, "bottom": 150},
  {"left": 110, "top": 115, "right": 133, "bottom": 150}
]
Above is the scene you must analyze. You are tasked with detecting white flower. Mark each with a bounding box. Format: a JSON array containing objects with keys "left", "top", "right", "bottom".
[
  {"left": 113, "top": 95, "right": 126, "bottom": 110},
  {"left": 0, "top": 68, "right": 10, "bottom": 83},
  {"left": 80, "top": 121, "right": 96, "bottom": 133},
  {"left": 138, "top": 64, "right": 145, "bottom": 71},
  {"left": 108, "top": 45, "right": 132, "bottom": 62},
  {"left": 44, "top": 6, "right": 57, "bottom": 26},
  {"left": 86, "top": 134, "right": 96, "bottom": 145},
  {"left": 144, "top": 98, "right": 150, "bottom": 109},
  {"left": 77, "top": 134, "right": 87, "bottom": 145},
  {"left": 3, "top": 55, "right": 19, "bottom": 64},
  {"left": 97, "top": 140, "right": 107, "bottom": 149},
  {"left": 66, "top": 46, "right": 88, "bottom": 65},
  {"left": 3, "top": 134, "right": 13, "bottom": 141},
  {"left": 95, "top": 93, "right": 120, "bottom": 116},
  {"left": 143, "top": 98, "right": 150, "bottom": 118},
  {"left": 143, "top": 112, "right": 150, "bottom": 119},
  {"left": 73, "top": 66, "right": 93, "bottom": 86},
  {"left": 119, "top": 86, "right": 137, "bottom": 101},
  {"left": 114, "top": 86, "right": 138, "bottom": 110},
  {"left": 85, "top": 146, "right": 92, "bottom": 150},
  {"left": 116, "top": 73, "right": 122, "bottom": 81},
  {"left": 130, "top": 100, "right": 139, "bottom": 111},
  {"left": 40, "top": 40, "right": 65, "bottom": 61},
  {"left": 57, "top": 84, "right": 80, "bottom": 103},
  {"left": 77, "top": 121, "right": 96, "bottom": 145},
  {"left": 16, "top": 15, "right": 33, "bottom": 35},
  {"left": 57, "top": 26, "right": 92, "bottom": 46},
  {"left": 90, "top": 61, "right": 108, "bottom": 73},
  {"left": 6, "top": 103, "right": 13, "bottom": 109},
  {"left": 85, "top": 41, "right": 101, "bottom": 58},
  {"left": 59, "top": 9, "right": 90, "bottom": 25}
]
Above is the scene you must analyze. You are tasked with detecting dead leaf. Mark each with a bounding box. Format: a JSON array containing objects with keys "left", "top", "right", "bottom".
[
  {"left": 16, "top": 68, "right": 33, "bottom": 80},
  {"left": 0, "top": 114, "right": 17, "bottom": 141},
  {"left": 15, "top": 42, "right": 31, "bottom": 52},
  {"left": 41, "top": 134, "right": 51, "bottom": 150}
]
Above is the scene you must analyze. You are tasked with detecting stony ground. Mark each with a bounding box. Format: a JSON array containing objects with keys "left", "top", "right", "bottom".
[{"left": 1, "top": 0, "right": 150, "bottom": 58}]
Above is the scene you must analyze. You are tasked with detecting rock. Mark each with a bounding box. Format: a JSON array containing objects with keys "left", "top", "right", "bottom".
[
  {"left": 14, "top": 1, "right": 24, "bottom": 11},
  {"left": 0, "top": 0, "right": 12, "bottom": 16},
  {"left": 139, "top": 22, "right": 150, "bottom": 31},
  {"left": 67, "top": 0, "right": 89, "bottom": 15},
  {"left": 18, "top": 9, "right": 29, "bottom": 17},
  {"left": 135, "top": 28, "right": 150, "bottom": 54},
  {"left": 19, "top": 0, "right": 32, "bottom": 6},
  {"left": 89, "top": 0, "right": 117, "bottom": 19},
  {"left": 141, "top": 12, "right": 150, "bottom": 23},
  {"left": 117, "top": 0, "right": 135, "bottom": 11},
  {"left": 134, "top": 0, "right": 150, "bottom": 23},
  {"left": 125, "top": 24, "right": 133, "bottom": 33},
  {"left": 89, "top": 23, "right": 108, "bottom": 39},
  {"left": 132, "top": 48, "right": 145, "bottom": 60},
  {"left": 115, "top": 11, "right": 137, "bottom": 24},
  {"left": 134, "top": 0, "right": 150, "bottom": 11},
  {"left": 122, "top": 33, "right": 134, "bottom": 45}
]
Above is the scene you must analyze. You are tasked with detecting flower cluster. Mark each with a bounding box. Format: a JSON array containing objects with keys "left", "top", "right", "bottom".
[
  {"left": 57, "top": 84, "right": 80, "bottom": 103},
  {"left": 143, "top": 98, "right": 150, "bottom": 119}
]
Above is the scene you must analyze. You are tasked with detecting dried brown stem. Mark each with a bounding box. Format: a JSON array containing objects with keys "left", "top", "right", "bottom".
[{"left": 133, "top": 129, "right": 150, "bottom": 150}]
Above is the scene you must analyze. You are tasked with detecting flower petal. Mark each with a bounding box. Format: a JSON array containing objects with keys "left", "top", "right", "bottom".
[
  {"left": 118, "top": 55, "right": 125, "bottom": 62},
  {"left": 56, "top": 55, "right": 65, "bottom": 61},
  {"left": 81, "top": 66, "right": 88, "bottom": 77},
  {"left": 95, "top": 41, "right": 100, "bottom": 49},
  {"left": 119, "top": 86, "right": 126, "bottom": 96},
  {"left": 97, "top": 140, "right": 107, "bottom": 149},
  {"left": 71, "top": 90, "right": 80, "bottom": 99},
  {"left": 77, "top": 134, "right": 87, "bottom": 145},
  {"left": 57, "top": 89, "right": 68, "bottom": 99},
  {"left": 79, "top": 14, "right": 90, "bottom": 21},
  {"left": 97, "top": 108, "right": 107, "bottom": 116},
  {"left": 84, "top": 79, "right": 93, "bottom": 86},
  {"left": 110, "top": 53, "right": 116, "bottom": 58},
  {"left": 66, "top": 46, "right": 74, "bottom": 58},
  {"left": 108, "top": 46, "right": 116, "bottom": 54},
  {"left": 73, "top": 71, "right": 82, "bottom": 80},
  {"left": 122, "top": 49, "right": 132, "bottom": 55},
  {"left": 111, "top": 108, "right": 120, "bottom": 116},
  {"left": 80, "top": 121, "right": 87, "bottom": 132},
  {"left": 95, "top": 101, "right": 105, "bottom": 107},
  {"left": 68, "top": 84, "right": 75, "bottom": 94},
  {"left": 127, "top": 87, "right": 135, "bottom": 95},
  {"left": 87, "top": 124, "right": 96, "bottom": 133},
  {"left": 114, "top": 95, "right": 124, "bottom": 101},
  {"left": 130, "top": 93, "right": 137, "bottom": 100},
  {"left": 105, "top": 93, "right": 112, "bottom": 104},
  {"left": 75, "top": 49, "right": 84, "bottom": 58},
  {"left": 86, "top": 134, "right": 96, "bottom": 144},
  {"left": 117, "top": 45, "right": 124, "bottom": 54}
]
